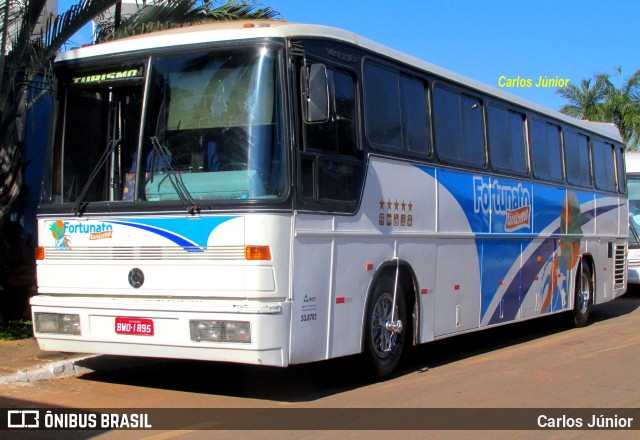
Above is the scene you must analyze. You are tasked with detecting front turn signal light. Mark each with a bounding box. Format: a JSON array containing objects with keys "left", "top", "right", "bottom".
[
  {"left": 35, "top": 246, "right": 45, "bottom": 260},
  {"left": 245, "top": 245, "right": 271, "bottom": 261}
]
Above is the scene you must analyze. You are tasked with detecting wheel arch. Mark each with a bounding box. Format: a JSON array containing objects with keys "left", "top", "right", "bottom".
[
  {"left": 579, "top": 253, "right": 596, "bottom": 303},
  {"left": 360, "top": 259, "right": 420, "bottom": 352}
]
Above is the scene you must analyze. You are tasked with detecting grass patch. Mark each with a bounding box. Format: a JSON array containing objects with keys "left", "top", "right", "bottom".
[{"left": 0, "top": 320, "right": 33, "bottom": 340}]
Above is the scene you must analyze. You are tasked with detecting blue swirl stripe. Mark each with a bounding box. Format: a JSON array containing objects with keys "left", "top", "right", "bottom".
[{"left": 106, "top": 217, "right": 237, "bottom": 252}]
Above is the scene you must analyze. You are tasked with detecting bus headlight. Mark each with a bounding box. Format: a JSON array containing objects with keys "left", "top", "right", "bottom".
[
  {"left": 34, "top": 313, "right": 81, "bottom": 335},
  {"left": 189, "top": 320, "right": 251, "bottom": 343}
]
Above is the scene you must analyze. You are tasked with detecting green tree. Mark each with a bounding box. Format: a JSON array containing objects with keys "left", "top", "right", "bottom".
[
  {"left": 1, "top": 0, "right": 121, "bottom": 221},
  {"left": 602, "top": 67, "right": 640, "bottom": 150},
  {"left": 556, "top": 73, "right": 610, "bottom": 122},
  {"left": 557, "top": 68, "right": 640, "bottom": 150}
]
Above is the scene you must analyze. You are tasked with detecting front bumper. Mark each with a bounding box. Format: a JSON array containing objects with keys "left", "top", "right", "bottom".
[{"left": 30, "top": 295, "right": 291, "bottom": 367}]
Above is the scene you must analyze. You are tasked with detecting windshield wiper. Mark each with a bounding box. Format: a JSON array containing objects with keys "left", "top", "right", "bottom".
[
  {"left": 149, "top": 136, "right": 200, "bottom": 215},
  {"left": 72, "top": 138, "right": 121, "bottom": 216}
]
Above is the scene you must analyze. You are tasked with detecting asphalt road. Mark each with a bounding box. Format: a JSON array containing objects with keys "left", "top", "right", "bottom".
[{"left": 2, "top": 288, "right": 640, "bottom": 439}]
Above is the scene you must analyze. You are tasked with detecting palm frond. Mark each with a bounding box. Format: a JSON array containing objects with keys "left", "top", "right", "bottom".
[
  {"left": 0, "top": 1, "right": 26, "bottom": 36},
  {"left": 96, "top": 0, "right": 283, "bottom": 42},
  {"left": 557, "top": 75, "right": 610, "bottom": 121},
  {"left": 12, "top": 0, "right": 49, "bottom": 47},
  {"left": 34, "top": 0, "right": 120, "bottom": 71}
]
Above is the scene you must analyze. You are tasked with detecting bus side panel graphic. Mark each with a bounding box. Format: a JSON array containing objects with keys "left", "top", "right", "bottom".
[{"left": 418, "top": 165, "right": 620, "bottom": 328}]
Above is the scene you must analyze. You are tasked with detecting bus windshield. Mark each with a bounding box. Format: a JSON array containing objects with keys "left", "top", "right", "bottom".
[{"left": 41, "top": 46, "right": 286, "bottom": 209}]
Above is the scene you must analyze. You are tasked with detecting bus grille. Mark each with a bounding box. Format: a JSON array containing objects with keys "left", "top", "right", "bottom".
[
  {"left": 43, "top": 246, "right": 246, "bottom": 261},
  {"left": 614, "top": 243, "right": 626, "bottom": 289}
]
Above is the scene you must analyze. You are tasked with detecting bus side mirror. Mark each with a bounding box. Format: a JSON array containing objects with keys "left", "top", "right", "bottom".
[{"left": 304, "top": 64, "right": 329, "bottom": 123}]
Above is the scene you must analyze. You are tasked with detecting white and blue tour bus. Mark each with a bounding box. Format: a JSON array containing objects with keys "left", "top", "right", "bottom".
[{"left": 31, "top": 21, "right": 628, "bottom": 379}]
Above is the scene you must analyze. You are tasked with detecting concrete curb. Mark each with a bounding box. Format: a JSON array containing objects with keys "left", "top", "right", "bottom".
[
  {"left": 0, "top": 356, "right": 96, "bottom": 384},
  {"left": 0, "top": 355, "right": 169, "bottom": 384}
]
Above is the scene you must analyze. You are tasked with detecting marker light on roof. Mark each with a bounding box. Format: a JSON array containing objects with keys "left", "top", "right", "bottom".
[{"left": 243, "top": 23, "right": 271, "bottom": 28}]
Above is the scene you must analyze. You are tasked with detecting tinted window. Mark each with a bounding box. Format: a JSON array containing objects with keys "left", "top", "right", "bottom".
[
  {"left": 434, "top": 85, "right": 484, "bottom": 166},
  {"left": 364, "top": 63, "right": 430, "bottom": 155},
  {"left": 364, "top": 64, "right": 402, "bottom": 149},
  {"left": 593, "top": 140, "right": 617, "bottom": 191},
  {"left": 400, "top": 75, "right": 430, "bottom": 155},
  {"left": 616, "top": 147, "right": 626, "bottom": 193},
  {"left": 335, "top": 70, "right": 358, "bottom": 156},
  {"left": 565, "top": 131, "right": 591, "bottom": 187},
  {"left": 530, "top": 119, "right": 563, "bottom": 181},
  {"left": 488, "top": 105, "right": 527, "bottom": 174}
]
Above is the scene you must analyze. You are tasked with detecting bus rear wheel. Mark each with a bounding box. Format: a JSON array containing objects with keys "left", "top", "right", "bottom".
[
  {"left": 362, "top": 274, "right": 407, "bottom": 380},
  {"left": 573, "top": 262, "right": 593, "bottom": 327}
]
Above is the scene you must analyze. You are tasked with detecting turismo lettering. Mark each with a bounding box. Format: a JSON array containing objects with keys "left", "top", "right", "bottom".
[{"left": 72, "top": 69, "right": 142, "bottom": 84}]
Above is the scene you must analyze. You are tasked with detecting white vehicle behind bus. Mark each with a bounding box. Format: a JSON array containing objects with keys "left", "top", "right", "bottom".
[{"left": 626, "top": 151, "right": 640, "bottom": 284}]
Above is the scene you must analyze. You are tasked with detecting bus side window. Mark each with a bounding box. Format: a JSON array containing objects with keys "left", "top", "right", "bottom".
[
  {"left": 487, "top": 105, "right": 528, "bottom": 175},
  {"left": 433, "top": 84, "right": 485, "bottom": 167},
  {"left": 564, "top": 130, "right": 591, "bottom": 187},
  {"left": 530, "top": 119, "right": 563, "bottom": 182},
  {"left": 363, "top": 61, "right": 430, "bottom": 157},
  {"left": 593, "top": 139, "right": 616, "bottom": 191},
  {"left": 616, "top": 146, "right": 626, "bottom": 193}
]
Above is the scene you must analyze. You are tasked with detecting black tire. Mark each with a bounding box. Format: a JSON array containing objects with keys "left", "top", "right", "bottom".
[
  {"left": 573, "top": 262, "right": 593, "bottom": 327},
  {"left": 362, "top": 274, "right": 407, "bottom": 380}
]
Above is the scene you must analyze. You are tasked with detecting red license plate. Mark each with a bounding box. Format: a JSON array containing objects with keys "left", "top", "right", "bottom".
[{"left": 115, "top": 317, "right": 154, "bottom": 336}]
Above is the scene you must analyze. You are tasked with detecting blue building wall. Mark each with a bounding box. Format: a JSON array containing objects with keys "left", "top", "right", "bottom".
[{"left": 19, "top": 79, "right": 52, "bottom": 244}]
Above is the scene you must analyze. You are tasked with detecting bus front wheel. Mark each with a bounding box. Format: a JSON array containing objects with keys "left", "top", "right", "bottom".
[
  {"left": 573, "top": 262, "right": 593, "bottom": 327},
  {"left": 362, "top": 274, "right": 407, "bottom": 380}
]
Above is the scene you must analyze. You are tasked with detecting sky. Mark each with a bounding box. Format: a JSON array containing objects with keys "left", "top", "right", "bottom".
[{"left": 58, "top": 0, "right": 640, "bottom": 112}]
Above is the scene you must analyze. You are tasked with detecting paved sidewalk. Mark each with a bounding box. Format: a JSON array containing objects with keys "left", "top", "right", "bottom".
[
  {"left": 0, "top": 338, "right": 164, "bottom": 384},
  {"left": 0, "top": 338, "right": 95, "bottom": 384}
]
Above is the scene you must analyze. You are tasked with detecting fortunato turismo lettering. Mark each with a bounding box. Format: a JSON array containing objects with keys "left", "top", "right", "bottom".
[{"left": 473, "top": 176, "right": 532, "bottom": 231}]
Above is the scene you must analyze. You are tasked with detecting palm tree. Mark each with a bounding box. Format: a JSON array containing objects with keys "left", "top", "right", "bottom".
[
  {"left": 556, "top": 73, "right": 611, "bottom": 122},
  {"left": 1, "top": 0, "right": 121, "bottom": 222},
  {"left": 557, "top": 68, "right": 640, "bottom": 150},
  {"left": 602, "top": 67, "right": 640, "bottom": 150},
  {"left": 0, "top": 0, "right": 123, "bottom": 321}
]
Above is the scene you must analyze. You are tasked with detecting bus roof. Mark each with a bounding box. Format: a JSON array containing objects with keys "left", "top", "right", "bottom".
[{"left": 57, "top": 20, "right": 623, "bottom": 143}]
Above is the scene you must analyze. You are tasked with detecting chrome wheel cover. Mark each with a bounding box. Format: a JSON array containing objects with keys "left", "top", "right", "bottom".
[
  {"left": 577, "top": 268, "right": 590, "bottom": 314},
  {"left": 370, "top": 292, "right": 401, "bottom": 358}
]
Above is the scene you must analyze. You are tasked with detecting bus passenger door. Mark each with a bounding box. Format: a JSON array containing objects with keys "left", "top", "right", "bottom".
[{"left": 289, "top": 44, "right": 366, "bottom": 364}]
